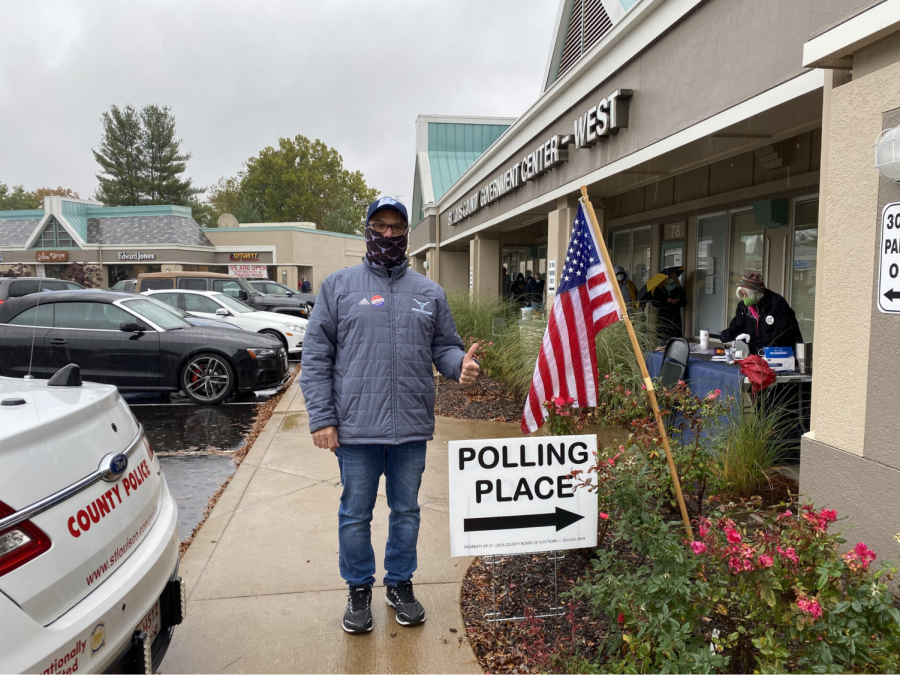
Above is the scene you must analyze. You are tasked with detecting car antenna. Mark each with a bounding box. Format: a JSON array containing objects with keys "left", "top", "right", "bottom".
[{"left": 25, "top": 281, "right": 44, "bottom": 380}]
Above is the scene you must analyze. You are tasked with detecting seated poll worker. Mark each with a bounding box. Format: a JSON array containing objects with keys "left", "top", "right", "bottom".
[
  {"left": 720, "top": 272, "right": 803, "bottom": 354},
  {"left": 299, "top": 196, "right": 481, "bottom": 635}
]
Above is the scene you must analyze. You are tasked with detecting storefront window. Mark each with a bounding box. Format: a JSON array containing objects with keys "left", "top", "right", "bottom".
[
  {"left": 107, "top": 264, "right": 161, "bottom": 284},
  {"left": 695, "top": 214, "right": 727, "bottom": 336},
  {"left": 727, "top": 211, "right": 764, "bottom": 323},
  {"left": 610, "top": 228, "right": 651, "bottom": 286},
  {"left": 792, "top": 199, "right": 818, "bottom": 342},
  {"left": 631, "top": 229, "right": 651, "bottom": 286}
]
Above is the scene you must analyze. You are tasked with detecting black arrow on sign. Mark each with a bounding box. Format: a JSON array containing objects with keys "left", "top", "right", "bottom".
[
  {"left": 884, "top": 289, "right": 900, "bottom": 302},
  {"left": 464, "top": 507, "right": 585, "bottom": 533}
]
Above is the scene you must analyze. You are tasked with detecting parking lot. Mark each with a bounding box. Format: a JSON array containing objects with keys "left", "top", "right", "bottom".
[{"left": 125, "top": 360, "right": 300, "bottom": 541}]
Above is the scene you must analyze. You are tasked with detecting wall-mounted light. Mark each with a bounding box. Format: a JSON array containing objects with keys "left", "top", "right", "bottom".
[
  {"left": 423, "top": 260, "right": 429, "bottom": 270},
  {"left": 875, "top": 126, "right": 900, "bottom": 182}
]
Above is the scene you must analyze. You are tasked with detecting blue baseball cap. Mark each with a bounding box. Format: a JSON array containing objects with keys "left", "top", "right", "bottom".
[{"left": 366, "top": 196, "right": 408, "bottom": 224}]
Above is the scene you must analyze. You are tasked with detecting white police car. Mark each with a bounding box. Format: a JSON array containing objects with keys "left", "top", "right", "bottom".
[{"left": 0, "top": 366, "right": 183, "bottom": 674}]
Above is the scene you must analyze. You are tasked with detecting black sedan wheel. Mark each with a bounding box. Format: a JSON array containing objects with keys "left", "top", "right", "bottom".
[{"left": 181, "top": 353, "right": 234, "bottom": 405}]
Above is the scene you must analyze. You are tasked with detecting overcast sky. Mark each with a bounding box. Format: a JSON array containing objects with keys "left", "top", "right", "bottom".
[{"left": 0, "top": 0, "right": 559, "bottom": 208}]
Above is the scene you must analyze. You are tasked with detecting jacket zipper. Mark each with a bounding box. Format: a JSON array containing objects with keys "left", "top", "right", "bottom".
[{"left": 388, "top": 272, "right": 399, "bottom": 444}]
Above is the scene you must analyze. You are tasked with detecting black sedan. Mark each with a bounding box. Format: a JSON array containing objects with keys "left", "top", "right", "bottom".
[{"left": 0, "top": 291, "right": 289, "bottom": 405}]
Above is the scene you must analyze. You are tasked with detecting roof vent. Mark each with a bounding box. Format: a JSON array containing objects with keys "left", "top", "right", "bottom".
[{"left": 48, "top": 364, "right": 82, "bottom": 388}]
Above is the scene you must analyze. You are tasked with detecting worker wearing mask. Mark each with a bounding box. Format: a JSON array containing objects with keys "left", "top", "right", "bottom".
[
  {"left": 651, "top": 269, "right": 687, "bottom": 345},
  {"left": 613, "top": 266, "right": 638, "bottom": 310},
  {"left": 720, "top": 273, "right": 803, "bottom": 354}
]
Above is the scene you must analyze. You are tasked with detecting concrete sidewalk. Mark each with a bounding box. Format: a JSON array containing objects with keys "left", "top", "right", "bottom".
[{"left": 162, "top": 381, "right": 517, "bottom": 674}]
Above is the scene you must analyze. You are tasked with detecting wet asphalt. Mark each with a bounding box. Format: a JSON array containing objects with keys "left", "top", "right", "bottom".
[{"left": 125, "top": 362, "right": 299, "bottom": 541}]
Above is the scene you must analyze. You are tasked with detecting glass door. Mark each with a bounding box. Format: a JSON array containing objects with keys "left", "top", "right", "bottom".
[{"left": 727, "top": 211, "right": 765, "bottom": 322}]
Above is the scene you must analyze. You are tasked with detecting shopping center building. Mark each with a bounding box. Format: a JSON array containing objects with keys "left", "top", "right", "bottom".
[
  {"left": 411, "top": 0, "right": 900, "bottom": 566},
  {"left": 0, "top": 196, "right": 365, "bottom": 291}
]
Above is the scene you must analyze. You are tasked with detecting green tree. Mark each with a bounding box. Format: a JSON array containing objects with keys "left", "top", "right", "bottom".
[
  {"left": 207, "top": 176, "right": 243, "bottom": 217},
  {"left": 232, "top": 197, "right": 262, "bottom": 224},
  {"left": 93, "top": 104, "right": 146, "bottom": 206},
  {"left": 0, "top": 183, "right": 40, "bottom": 210},
  {"left": 188, "top": 197, "right": 217, "bottom": 228},
  {"left": 240, "top": 135, "right": 377, "bottom": 233},
  {"left": 141, "top": 105, "right": 200, "bottom": 205}
]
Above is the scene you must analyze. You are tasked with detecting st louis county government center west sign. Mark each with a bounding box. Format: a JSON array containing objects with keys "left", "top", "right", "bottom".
[{"left": 447, "top": 89, "right": 633, "bottom": 226}]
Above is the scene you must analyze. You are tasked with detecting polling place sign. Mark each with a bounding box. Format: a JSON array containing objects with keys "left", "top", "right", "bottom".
[{"left": 448, "top": 434, "right": 598, "bottom": 557}]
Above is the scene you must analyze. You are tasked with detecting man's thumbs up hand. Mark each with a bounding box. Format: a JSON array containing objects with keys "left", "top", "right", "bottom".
[{"left": 460, "top": 342, "right": 481, "bottom": 387}]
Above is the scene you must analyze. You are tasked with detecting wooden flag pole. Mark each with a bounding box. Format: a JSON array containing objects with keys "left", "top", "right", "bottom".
[{"left": 579, "top": 187, "right": 694, "bottom": 541}]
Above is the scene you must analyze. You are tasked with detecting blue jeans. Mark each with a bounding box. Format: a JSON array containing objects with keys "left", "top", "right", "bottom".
[{"left": 335, "top": 441, "right": 427, "bottom": 587}]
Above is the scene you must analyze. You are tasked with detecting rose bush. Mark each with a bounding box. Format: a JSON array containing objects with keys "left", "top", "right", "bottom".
[{"left": 569, "top": 438, "right": 900, "bottom": 674}]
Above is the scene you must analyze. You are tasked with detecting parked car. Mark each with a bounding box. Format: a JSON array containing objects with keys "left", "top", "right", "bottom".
[
  {"left": 249, "top": 279, "right": 316, "bottom": 314},
  {"left": 135, "top": 272, "right": 308, "bottom": 318},
  {"left": 0, "top": 278, "right": 85, "bottom": 303},
  {"left": 110, "top": 279, "right": 137, "bottom": 292},
  {"left": 0, "top": 291, "right": 289, "bottom": 405},
  {"left": 141, "top": 294, "right": 244, "bottom": 332},
  {"left": 144, "top": 289, "right": 306, "bottom": 354},
  {"left": 0, "top": 367, "right": 183, "bottom": 673}
]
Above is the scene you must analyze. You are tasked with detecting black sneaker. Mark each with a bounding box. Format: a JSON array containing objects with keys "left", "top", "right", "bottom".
[
  {"left": 342, "top": 586, "right": 373, "bottom": 634},
  {"left": 385, "top": 580, "right": 426, "bottom": 626}
]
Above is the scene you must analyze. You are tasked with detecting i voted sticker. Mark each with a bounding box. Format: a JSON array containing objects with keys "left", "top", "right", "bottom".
[{"left": 371, "top": 295, "right": 385, "bottom": 307}]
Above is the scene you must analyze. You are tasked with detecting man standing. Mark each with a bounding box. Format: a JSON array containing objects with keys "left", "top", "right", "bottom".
[
  {"left": 300, "top": 196, "right": 481, "bottom": 634},
  {"left": 300, "top": 275, "right": 312, "bottom": 293}
]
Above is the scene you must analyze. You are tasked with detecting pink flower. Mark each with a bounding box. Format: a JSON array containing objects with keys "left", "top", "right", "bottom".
[
  {"left": 725, "top": 527, "right": 742, "bottom": 544},
  {"left": 820, "top": 509, "right": 837, "bottom": 524},
  {"left": 797, "top": 597, "right": 823, "bottom": 619},
  {"left": 605, "top": 374, "right": 610, "bottom": 379},
  {"left": 758, "top": 554, "right": 774, "bottom": 568},
  {"left": 690, "top": 541, "right": 707, "bottom": 555},
  {"left": 617, "top": 612, "right": 625, "bottom": 625},
  {"left": 554, "top": 396, "right": 565, "bottom": 406},
  {"left": 600, "top": 512, "right": 609, "bottom": 521},
  {"left": 777, "top": 510, "right": 793, "bottom": 520},
  {"left": 778, "top": 546, "right": 799, "bottom": 564},
  {"left": 566, "top": 397, "right": 574, "bottom": 405},
  {"left": 625, "top": 390, "right": 632, "bottom": 397},
  {"left": 707, "top": 389, "right": 722, "bottom": 400},
  {"left": 843, "top": 542, "right": 877, "bottom": 571},
  {"left": 641, "top": 384, "right": 646, "bottom": 390},
  {"left": 698, "top": 518, "right": 710, "bottom": 538}
]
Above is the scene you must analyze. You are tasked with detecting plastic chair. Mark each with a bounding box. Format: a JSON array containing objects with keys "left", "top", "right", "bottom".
[{"left": 659, "top": 338, "right": 690, "bottom": 389}]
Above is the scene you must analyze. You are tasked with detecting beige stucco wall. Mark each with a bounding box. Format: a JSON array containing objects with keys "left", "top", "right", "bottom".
[
  {"left": 810, "top": 53, "right": 900, "bottom": 456},
  {"left": 204, "top": 228, "right": 365, "bottom": 293}
]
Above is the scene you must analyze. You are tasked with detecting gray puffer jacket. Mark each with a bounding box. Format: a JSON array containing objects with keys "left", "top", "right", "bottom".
[{"left": 300, "top": 260, "right": 467, "bottom": 445}]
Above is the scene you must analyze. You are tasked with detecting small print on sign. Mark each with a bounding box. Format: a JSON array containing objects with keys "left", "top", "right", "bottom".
[
  {"left": 448, "top": 434, "right": 598, "bottom": 557},
  {"left": 878, "top": 202, "right": 900, "bottom": 314},
  {"left": 547, "top": 260, "right": 556, "bottom": 294}
]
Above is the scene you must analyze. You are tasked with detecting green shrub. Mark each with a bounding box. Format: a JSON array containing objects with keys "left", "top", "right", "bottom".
[{"left": 445, "top": 289, "right": 514, "bottom": 343}]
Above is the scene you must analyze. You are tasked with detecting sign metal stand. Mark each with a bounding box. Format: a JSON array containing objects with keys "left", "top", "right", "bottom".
[{"left": 482, "top": 552, "right": 567, "bottom": 624}]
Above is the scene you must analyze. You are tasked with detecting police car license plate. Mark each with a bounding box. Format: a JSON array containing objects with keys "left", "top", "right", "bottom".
[{"left": 136, "top": 599, "right": 161, "bottom": 643}]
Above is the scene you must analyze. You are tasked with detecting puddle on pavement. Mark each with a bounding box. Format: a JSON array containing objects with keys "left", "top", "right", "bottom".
[
  {"left": 158, "top": 455, "right": 236, "bottom": 541},
  {"left": 133, "top": 405, "right": 259, "bottom": 454},
  {"left": 280, "top": 411, "right": 307, "bottom": 431}
]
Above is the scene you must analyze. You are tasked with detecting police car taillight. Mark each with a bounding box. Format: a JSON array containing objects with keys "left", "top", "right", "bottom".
[{"left": 0, "top": 501, "right": 51, "bottom": 577}]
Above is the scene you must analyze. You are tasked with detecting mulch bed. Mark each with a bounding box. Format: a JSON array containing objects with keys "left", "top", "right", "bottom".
[
  {"left": 461, "top": 550, "right": 613, "bottom": 674},
  {"left": 434, "top": 374, "right": 523, "bottom": 423}
]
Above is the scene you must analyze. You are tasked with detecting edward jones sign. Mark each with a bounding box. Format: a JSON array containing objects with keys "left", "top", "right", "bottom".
[{"left": 447, "top": 89, "right": 633, "bottom": 226}]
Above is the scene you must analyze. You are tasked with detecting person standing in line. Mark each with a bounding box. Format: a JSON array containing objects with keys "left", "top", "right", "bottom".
[
  {"left": 614, "top": 266, "right": 638, "bottom": 310},
  {"left": 300, "top": 196, "right": 481, "bottom": 634},
  {"left": 651, "top": 269, "right": 687, "bottom": 345},
  {"left": 300, "top": 275, "right": 312, "bottom": 293}
]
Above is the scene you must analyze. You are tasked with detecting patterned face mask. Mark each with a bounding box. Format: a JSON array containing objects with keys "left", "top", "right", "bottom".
[{"left": 365, "top": 224, "right": 408, "bottom": 269}]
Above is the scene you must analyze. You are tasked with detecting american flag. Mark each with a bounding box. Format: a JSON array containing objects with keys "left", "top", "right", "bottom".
[{"left": 521, "top": 202, "right": 621, "bottom": 434}]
